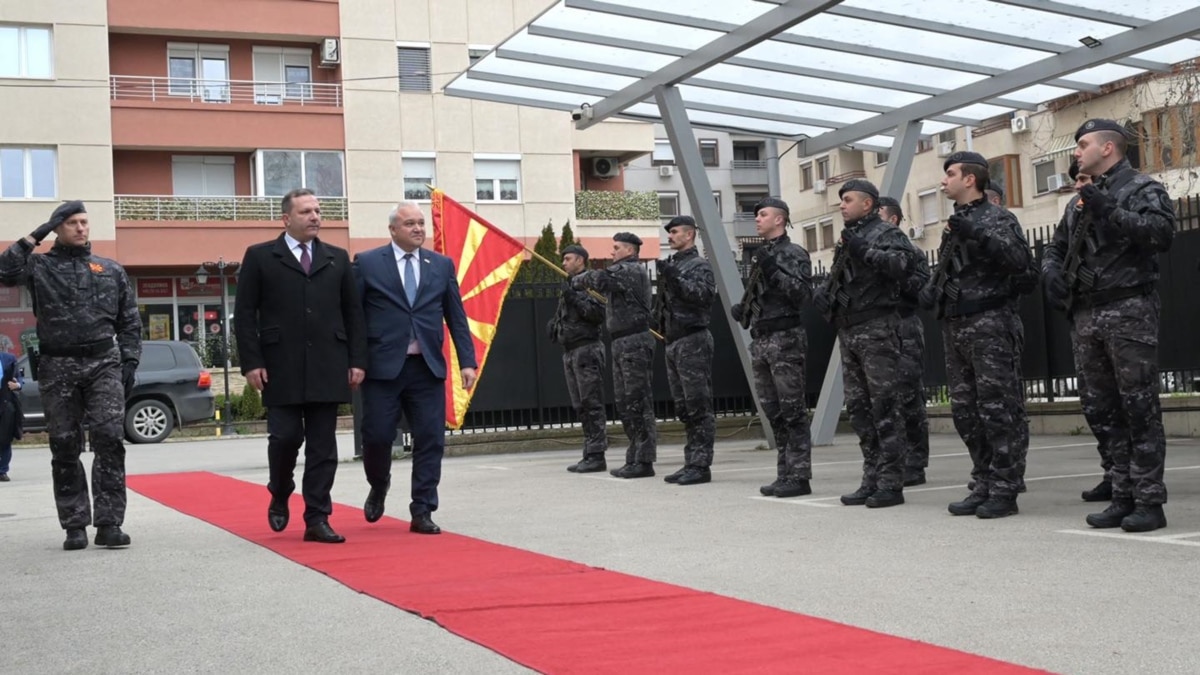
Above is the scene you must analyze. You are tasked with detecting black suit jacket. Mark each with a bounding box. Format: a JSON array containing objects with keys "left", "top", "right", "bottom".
[{"left": 234, "top": 234, "right": 367, "bottom": 407}]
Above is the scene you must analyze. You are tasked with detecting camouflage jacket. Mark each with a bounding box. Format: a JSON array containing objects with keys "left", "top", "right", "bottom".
[
  {"left": 0, "top": 239, "right": 141, "bottom": 363},
  {"left": 575, "top": 257, "right": 653, "bottom": 337},
  {"left": 820, "top": 213, "right": 926, "bottom": 318},
  {"left": 655, "top": 246, "right": 716, "bottom": 342},
  {"left": 1042, "top": 159, "right": 1175, "bottom": 292},
  {"left": 942, "top": 197, "right": 1031, "bottom": 306},
  {"left": 549, "top": 274, "right": 605, "bottom": 348},
  {"left": 750, "top": 233, "right": 812, "bottom": 325}
]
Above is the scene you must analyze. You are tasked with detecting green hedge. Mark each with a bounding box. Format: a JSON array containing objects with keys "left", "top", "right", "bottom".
[{"left": 575, "top": 190, "right": 658, "bottom": 220}]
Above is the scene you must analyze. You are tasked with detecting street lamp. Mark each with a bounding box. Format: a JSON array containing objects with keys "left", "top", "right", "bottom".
[{"left": 195, "top": 257, "right": 240, "bottom": 434}]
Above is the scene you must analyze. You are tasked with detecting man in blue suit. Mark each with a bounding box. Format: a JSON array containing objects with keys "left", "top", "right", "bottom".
[{"left": 355, "top": 201, "right": 477, "bottom": 535}]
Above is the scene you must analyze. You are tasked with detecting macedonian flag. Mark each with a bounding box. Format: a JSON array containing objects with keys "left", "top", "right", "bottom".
[{"left": 431, "top": 188, "right": 525, "bottom": 429}]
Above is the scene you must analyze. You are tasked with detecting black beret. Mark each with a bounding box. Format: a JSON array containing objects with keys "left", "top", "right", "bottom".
[
  {"left": 1075, "top": 118, "right": 1131, "bottom": 142},
  {"left": 986, "top": 185, "right": 1005, "bottom": 200},
  {"left": 561, "top": 244, "right": 588, "bottom": 260},
  {"left": 665, "top": 214, "right": 697, "bottom": 232},
  {"left": 877, "top": 196, "right": 900, "bottom": 210},
  {"left": 753, "top": 197, "right": 790, "bottom": 218},
  {"left": 613, "top": 232, "right": 642, "bottom": 247},
  {"left": 838, "top": 178, "right": 879, "bottom": 201},
  {"left": 943, "top": 151, "right": 989, "bottom": 172},
  {"left": 51, "top": 200, "right": 87, "bottom": 225}
]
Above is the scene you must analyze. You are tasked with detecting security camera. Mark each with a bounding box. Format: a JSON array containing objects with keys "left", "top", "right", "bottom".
[{"left": 571, "top": 103, "right": 594, "bottom": 122}]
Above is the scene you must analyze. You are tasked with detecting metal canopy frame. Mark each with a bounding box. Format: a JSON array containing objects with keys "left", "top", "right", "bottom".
[{"left": 445, "top": 0, "right": 1200, "bottom": 445}]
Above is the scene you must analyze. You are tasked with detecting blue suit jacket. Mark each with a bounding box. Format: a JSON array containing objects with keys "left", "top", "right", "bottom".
[{"left": 353, "top": 244, "right": 477, "bottom": 381}]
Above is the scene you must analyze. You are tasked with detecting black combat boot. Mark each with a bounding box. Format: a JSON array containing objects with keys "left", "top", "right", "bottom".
[
  {"left": 663, "top": 466, "right": 688, "bottom": 483},
  {"left": 759, "top": 478, "right": 784, "bottom": 496},
  {"left": 773, "top": 478, "right": 811, "bottom": 498},
  {"left": 615, "top": 462, "right": 654, "bottom": 479},
  {"left": 1081, "top": 480, "right": 1112, "bottom": 503},
  {"left": 1085, "top": 499, "right": 1134, "bottom": 529},
  {"left": 840, "top": 485, "right": 874, "bottom": 506},
  {"left": 609, "top": 463, "right": 634, "bottom": 478},
  {"left": 903, "top": 469, "right": 926, "bottom": 487},
  {"left": 573, "top": 456, "right": 607, "bottom": 473},
  {"left": 1120, "top": 505, "right": 1167, "bottom": 533},
  {"left": 95, "top": 525, "right": 131, "bottom": 548},
  {"left": 63, "top": 528, "right": 88, "bottom": 551},
  {"left": 675, "top": 466, "right": 712, "bottom": 486},
  {"left": 975, "top": 495, "right": 1019, "bottom": 519},
  {"left": 948, "top": 493, "right": 987, "bottom": 516},
  {"left": 865, "top": 489, "right": 904, "bottom": 508}
]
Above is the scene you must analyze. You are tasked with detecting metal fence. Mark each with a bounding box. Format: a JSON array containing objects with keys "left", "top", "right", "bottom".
[{"left": 115, "top": 195, "right": 349, "bottom": 221}]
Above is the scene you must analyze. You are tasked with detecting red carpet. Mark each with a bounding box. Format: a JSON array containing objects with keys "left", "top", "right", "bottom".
[{"left": 128, "top": 472, "right": 1050, "bottom": 674}]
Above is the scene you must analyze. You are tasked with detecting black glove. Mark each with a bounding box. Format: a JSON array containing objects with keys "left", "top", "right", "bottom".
[
  {"left": 1079, "top": 184, "right": 1117, "bottom": 220},
  {"left": 1044, "top": 270, "right": 1068, "bottom": 311},
  {"left": 813, "top": 289, "right": 831, "bottom": 314},
  {"left": 31, "top": 201, "right": 85, "bottom": 243},
  {"left": 121, "top": 361, "right": 137, "bottom": 400},
  {"left": 844, "top": 232, "right": 869, "bottom": 259},
  {"left": 730, "top": 303, "right": 744, "bottom": 323},
  {"left": 918, "top": 284, "right": 938, "bottom": 310},
  {"left": 947, "top": 213, "right": 979, "bottom": 240}
]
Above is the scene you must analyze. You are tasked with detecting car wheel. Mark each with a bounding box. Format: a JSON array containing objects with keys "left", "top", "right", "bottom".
[{"left": 125, "top": 399, "right": 175, "bottom": 444}]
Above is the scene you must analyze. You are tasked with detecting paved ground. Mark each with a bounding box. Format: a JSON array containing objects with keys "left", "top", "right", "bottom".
[{"left": 2, "top": 433, "right": 1198, "bottom": 674}]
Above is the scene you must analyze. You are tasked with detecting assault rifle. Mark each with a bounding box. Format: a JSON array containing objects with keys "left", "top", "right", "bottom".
[
  {"left": 1062, "top": 202, "right": 1097, "bottom": 313},
  {"left": 823, "top": 241, "right": 851, "bottom": 312},
  {"left": 926, "top": 229, "right": 963, "bottom": 316},
  {"left": 736, "top": 257, "right": 765, "bottom": 330}
]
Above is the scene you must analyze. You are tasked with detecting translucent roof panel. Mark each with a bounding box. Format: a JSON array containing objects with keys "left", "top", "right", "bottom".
[{"left": 445, "top": 0, "right": 1200, "bottom": 151}]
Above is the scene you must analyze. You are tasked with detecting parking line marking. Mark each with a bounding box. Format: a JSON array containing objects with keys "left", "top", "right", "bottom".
[
  {"left": 747, "top": 495, "right": 839, "bottom": 507},
  {"left": 1057, "top": 530, "right": 1200, "bottom": 547}
]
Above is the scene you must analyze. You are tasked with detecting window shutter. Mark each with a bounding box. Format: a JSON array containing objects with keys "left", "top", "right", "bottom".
[{"left": 397, "top": 47, "right": 431, "bottom": 92}]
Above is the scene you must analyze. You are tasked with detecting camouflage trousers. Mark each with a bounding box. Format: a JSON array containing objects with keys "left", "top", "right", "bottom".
[
  {"left": 666, "top": 329, "right": 714, "bottom": 468},
  {"left": 563, "top": 341, "right": 608, "bottom": 458},
  {"left": 943, "top": 306, "right": 1027, "bottom": 498},
  {"left": 39, "top": 353, "right": 128, "bottom": 529},
  {"left": 1072, "top": 294, "right": 1166, "bottom": 505},
  {"left": 840, "top": 314, "right": 920, "bottom": 491},
  {"left": 611, "top": 332, "right": 657, "bottom": 464},
  {"left": 750, "top": 326, "right": 811, "bottom": 480},
  {"left": 899, "top": 314, "right": 930, "bottom": 472}
]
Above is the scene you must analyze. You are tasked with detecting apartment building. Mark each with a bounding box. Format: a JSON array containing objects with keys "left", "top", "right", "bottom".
[{"left": 0, "top": 0, "right": 652, "bottom": 354}]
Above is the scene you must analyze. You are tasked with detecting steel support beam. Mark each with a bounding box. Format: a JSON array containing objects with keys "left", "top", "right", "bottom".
[
  {"left": 655, "top": 85, "right": 774, "bottom": 446},
  {"left": 799, "top": 6, "right": 1200, "bottom": 156}
]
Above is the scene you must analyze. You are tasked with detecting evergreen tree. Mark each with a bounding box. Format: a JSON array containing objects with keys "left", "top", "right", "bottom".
[
  {"left": 517, "top": 220, "right": 560, "bottom": 285},
  {"left": 558, "top": 220, "right": 577, "bottom": 256}
]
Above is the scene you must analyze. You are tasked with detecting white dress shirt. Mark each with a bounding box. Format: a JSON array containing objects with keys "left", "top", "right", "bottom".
[{"left": 283, "top": 233, "right": 312, "bottom": 264}]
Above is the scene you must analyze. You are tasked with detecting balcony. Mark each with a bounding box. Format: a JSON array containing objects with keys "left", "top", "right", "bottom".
[
  {"left": 573, "top": 190, "right": 660, "bottom": 245},
  {"left": 111, "top": 76, "right": 343, "bottom": 107},
  {"left": 116, "top": 195, "right": 348, "bottom": 221},
  {"left": 730, "top": 160, "right": 768, "bottom": 186}
]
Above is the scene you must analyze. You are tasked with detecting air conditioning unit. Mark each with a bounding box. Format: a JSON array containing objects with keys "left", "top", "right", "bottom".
[
  {"left": 813, "top": 178, "right": 827, "bottom": 193},
  {"left": 909, "top": 225, "right": 925, "bottom": 240},
  {"left": 937, "top": 141, "right": 955, "bottom": 157},
  {"left": 320, "top": 38, "right": 340, "bottom": 67},
  {"left": 1011, "top": 115, "right": 1030, "bottom": 134},
  {"left": 1046, "top": 172, "right": 1072, "bottom": 192},
  {"left": 590, "top": 157, "right": 621, "bottom": 178},
  {"left": 658, "top": 165, "right": 674, "bottom": 178}
]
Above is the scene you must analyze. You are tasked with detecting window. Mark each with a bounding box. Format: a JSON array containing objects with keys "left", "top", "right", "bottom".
[
  {"left": 1033, "top": 159, "right": 1058, "bottom": 195},
  {"left": 474, "top": 157, "right": 520, "bottom": 202},
  {"left": 803, "top": 224, "right": 817, "bottom": 252},
  {"left": 0, "top": 25, "right": 52, "bottom": 78},
  {"left": 875, "top": 151, "right": 889, "bottom": 166},
  {"left": 918, "top": 189, "right": 940, "bottom": 226},
  {"left": 699, "top": 139, "right": 719, "bottom": 167},
  {"left": 987, "top": 155, "right": 1023, "bottom": 208},
  {"left": 917, "top": 138, "right": 934, "bottom": 153},
  {"left": 167, "top": 43, "right": 229, "bottom": 101},
  {"left": 800, "top": 162, "right": 813, "bottom": 190},
  {"left": 252, "top": 46, "right": 312, "bottom": 102},
  {"left": 658, "top": 192, "right": 680, "bottom": 219},
  {"left": 397, "top": 45, "right": 431, "bottom": 92},
  {"left": 937, "top": 130, "right": 956, "bottom": 144},
  {"left": 816, "top": 157, "right": 830, "bottom": 180},
  {"left": 467, "top": 45, "right": 490, "bottom": 66},
  {"left": 733, "top": 143, "right": 762, "bottom": 161},
  {"left": 172, "top": 156, "right": 235, "bottom": 196},
  {"left": 736, "top": 192, "right": 766, "bottom": 216},
  {"left": 252, "top": 150, "right": 345, "bottom": 197},
  {"left": 712, "top": 191, "right": 722, "bottom": 217},
  {"left": 402, "top": 154, "right": 436, "bottom": 201},
  {"left": 652, "top": 139, "right": 675, "bottom": 166},
  {"left": 0, "top": 147, "right": 56, "bottom": 199},
  {"left": 1143, "top": 105, "right": 1199, "bottom": 172},
  {"left": 819, "top": 219, "right": 834, "bottom": 250}
]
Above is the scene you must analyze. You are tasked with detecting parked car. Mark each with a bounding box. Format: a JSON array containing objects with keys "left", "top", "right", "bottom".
[{"left": 16, "top": 340, "right": 216, "bottom": 443}]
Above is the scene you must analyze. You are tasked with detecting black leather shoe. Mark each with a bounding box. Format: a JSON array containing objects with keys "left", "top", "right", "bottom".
[
  {"left": 1120, "top": 505, "right": 1166, "bottom": 533},
  {"left": 976, "top": 496, "right": 1019, "bottom": 519},
  {"left": 573, "top": 456, "right": 607, "bottom": 473},
  {"left": 94, "top": 525, "right": 131, "bottom": 548},
  {"left": 63, "top": 528, "right": 88, "bottom": 551},
  {"left": 948, "top": 493, "right": 987, "bottom": 516},
  {"left": 364, "top": 485, "right": 388, "bottom": 523},
  {"left": 1081, "top": 480, "right": 1113, "bottom": 503},
  {"left": 609, "top": 463, "right": 633, "bottom": 478},
  {"left": 268, "top": 496, "right": 289, "bottom": 532},
  {"left": 616, "top": 462, "right": 655, "bottom": 479},
  {"left": 303, "top": 521, "right": 346, "bottom": 543},
  {"left": 773, "top": 478, "right": 811, "bottom": 498},
  {"left": 0, "top": 473, "right": 10, "bottom": 481},
  {"left": 840, "top": 485, "right": 874, "bottom": 506},
  {"left": 903, "top": 469, "right": 926, "bottom": 487},
  {"left": 409, "top": 513, "right": 441, "bottom": 535},
  {"left": 866, "top": 489, "right": 904, "bottom": 508},
  {"left": 663, "top": 466, "right": 688, "bottom": 484},
  {"left": 1086, "top": 499, "right": 1134, "bottom": 529},
  {"left": 759, "top": 478, "right": 783, "bottom": 496},
  {"left": 676, "top": 467, "right": 712, "bottom": 486}
]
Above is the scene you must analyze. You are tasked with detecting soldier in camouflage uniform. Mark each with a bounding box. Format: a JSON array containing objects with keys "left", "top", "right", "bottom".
[
  {"left": 0, "top": 201, "right": 142, "bottom": 550},
  {"left": 1043, "top": 119, "right": 1176, "bottom": 533},
  {"left": 878, "top": 196, "right": 931, "bottom": 487},
  {"left": 814, "top": 181, "right": 927, "bottom": 509},
  {"left": 550, "top": 244, "right": 609, "bottom": 474},
  {"left": 574, "top": 232, "right": 657, "bottom": 478},
  {"left": 654, "top": 216, "right": 717, "bottom": 486},
  {"left": 730, "top": 198, "right": 814, "bottom": 498},
  {"left": 919, "top": 152, "right": 1031, "bottom": 519}
]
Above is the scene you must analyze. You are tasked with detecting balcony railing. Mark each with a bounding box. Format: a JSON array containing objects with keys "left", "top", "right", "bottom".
[
  {"left": 730, "top": 159, "right": 768, "bottom": 186},
  {"left": 115, "top": 195, "right": 348, "bottom": 221},
  {"left": 575, "top": 190, "right": 659, "bottom": 220},
  {"left": 110, "top": 75, "right": 343, "bottom": 107}
]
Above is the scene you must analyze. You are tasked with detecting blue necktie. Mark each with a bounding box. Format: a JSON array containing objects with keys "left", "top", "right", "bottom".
[{"left": 404, "top": 253, "right": 417, "bottom": 305}]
